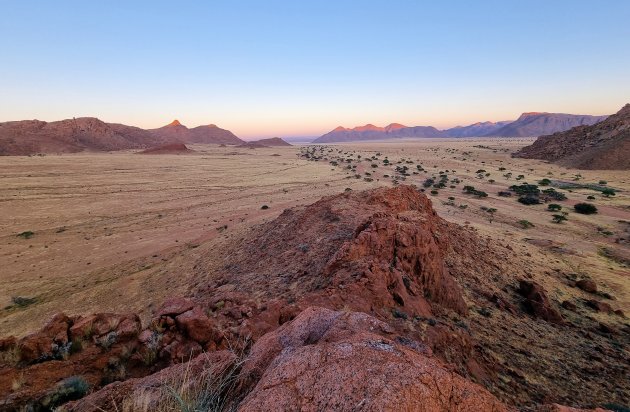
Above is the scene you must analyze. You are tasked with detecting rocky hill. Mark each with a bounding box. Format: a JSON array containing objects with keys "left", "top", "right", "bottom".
[
  {"left": 138, "top": 143, "right": 195, "bottom": 154},
  {"left": 249, "top": 137, "right": 291, "bottom": 146},
  {"left": 313, "top": 123, "right": 445, "bottom": 143},
  {"left": 513, "top": 104, "right": 630, "bottom": 169},
  {"left": 149, "top": 120, "right": 244, "bottom": 145},
  {"left": 447, "top": 120, "right": 512, "bottom": 137},
  {"left": 485, "top": 112, "right": 607, "bottom": 137},
  {"left": 0, "top": 118, "right": 243, "bottom": 155},
  {"left": 0, "top": 186, "right": 627, "bottom": 410},
  {"left": 0, "top": 118, "right": 169, "bottom": 155}
]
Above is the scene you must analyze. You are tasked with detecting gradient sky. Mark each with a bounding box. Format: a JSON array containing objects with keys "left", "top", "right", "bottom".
[{"left": 1, "top": 1, "right": 629, "bottom": 139}]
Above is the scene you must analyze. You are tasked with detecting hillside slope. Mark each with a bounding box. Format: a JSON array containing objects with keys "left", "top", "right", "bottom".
[
  {"left": 513, "top": 104, "right": 630, "bottom": 169},
  {"left": 486, "top": 112, "right": 607, "bottom": 137},
  {"left": 0, "top": 117, "right": 169, "bottom": 156}
]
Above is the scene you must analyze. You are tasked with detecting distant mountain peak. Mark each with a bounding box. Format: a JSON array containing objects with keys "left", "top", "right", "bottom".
[
  {"left": 353, "top": 124, "right": 383, "bottom": 132},
  {"left": 332, "top": 126, "right": 348, "bottom": 132},
  {"left": 168, "top": 119, "right": 183, "bottom": 127},
  {"left": 385, "top": 123, "right": 407, "bottom": 131}
]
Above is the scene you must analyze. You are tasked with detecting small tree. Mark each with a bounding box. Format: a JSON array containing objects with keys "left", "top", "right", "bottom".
[
  {"left": 547, "top": 204, "right": 562, "bottom": 211},
  {"left": 601, "top": 188, "right": 616, "bottom": 197},
  {"left": 552, "top": 214, "right": 567, "bottom": 224}
]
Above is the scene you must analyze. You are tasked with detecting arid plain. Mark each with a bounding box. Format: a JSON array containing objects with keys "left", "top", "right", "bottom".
[{"left": 1, "top": 138, "right": 627, "bottom": 338}]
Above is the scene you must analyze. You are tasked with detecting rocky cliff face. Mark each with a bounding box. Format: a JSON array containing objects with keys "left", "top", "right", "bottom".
[{"left": 513, "top": 104, "right": 630, "bottom": 169}]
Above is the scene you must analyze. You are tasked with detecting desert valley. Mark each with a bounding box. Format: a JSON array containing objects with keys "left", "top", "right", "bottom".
[
  {"left": 2, "top": 2, "right": 629, "bottom": 411},
  {"left": 0, "top": 104, "right": 628, "bottom": 411}
]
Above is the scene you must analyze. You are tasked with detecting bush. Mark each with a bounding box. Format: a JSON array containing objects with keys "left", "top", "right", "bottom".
[
  {"left": 260, "top": 205, "right": 269, "bottom": 210},
  {"left": 552, "top": 214, "right": 567, "bottom": 224},
  {"left": 587, "top": 195, "right": 596, "bottom": 200},
  {"left": 538, "top": 178, "right": 551, "bottom": 186},
  {"left": 574, "top": 203, "right": 597, "bottom": 214},
  {"left": 17, "top": 231, "right": 35, "bottom": 239},
  {"left": 541, "top": 188, "right": 567, "bottom": 201},
  {"left": 547, "top": 204, "right": 562, "bottom": 211},
  {"left": 602, "top": 188, "right": 616, "bottom": 197},
  {"left": 518, "top": 220, "right": 534, "bottom": 229},
  {"left": 510, "top": 184, "right": 539, "bottom": 195},
  {"left": 518, "top": 195, "right": 541, "bottom": 205}
]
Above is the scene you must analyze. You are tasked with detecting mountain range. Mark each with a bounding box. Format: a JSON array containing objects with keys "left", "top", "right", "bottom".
[
  {"left": 514, "top": 104, "right": 630, "bottom": 170},
  {"left": 0, "top": 118, "right": 244, "bottom": 155},
  {"left": 313, "top": 112, "right": 608, "bottom": 143}
]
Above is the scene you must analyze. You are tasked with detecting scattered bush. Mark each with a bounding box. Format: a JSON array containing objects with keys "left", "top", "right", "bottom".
[
  {"left": 538, "top": 178, "right": 551, "bottom": 186},
  {"left": 547, "top": 204, "right": 562, "bottom": 211},
  {"left": 574, "top": 203, "right": 597, "bottom": 214},
  {"left": 518, "top": 195, "right": 541, "bottom": 205},
  {"left": 602, "top": 188, "right": 616, "bottom": 197},
  {"left": 260, "top": 205, "right": 269, "bottom": 210}
]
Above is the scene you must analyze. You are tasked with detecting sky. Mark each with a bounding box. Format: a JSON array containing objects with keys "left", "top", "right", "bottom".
[{"left": 1, "top": 1, "right": 629, "bottom": 139}]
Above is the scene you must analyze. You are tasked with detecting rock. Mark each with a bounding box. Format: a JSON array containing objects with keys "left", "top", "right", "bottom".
[
  {"left": 598, "top": 323, "right": 616, "bottom": 335},
  {"left": 518, "top": 280, "right": 564, "bottom": 324},
  {"left": 576, "top": 279, "right": 598, "bottom": 293},
  {"left": 155, "top": 297, "right": 195, "bottom": 317},
  {"left": 586, "top": 300, "right": 613, "bottom": 313},
  {"left": 18, "top": 313, "right": 71, "bottom": 362},
  {"left": 0, "top": 336, "right": 17, "bottom": 351},
  {"left": 175, "top": 306, "right": 221, "bottom": 344},
  {"left": 561, "top": 300, "right": 577, "bottom": 311},
  {"left": 238, "top": 307, "right": 508, "bottom": 411},
  {"left": 69, "top": 313, "right": 140, "bottom": 341},
  {"left": 63, "top": 350, "right": 237, "bottom": 411},
  {"left": 614, "top": 309, "right": 625, "bottom": 318}
]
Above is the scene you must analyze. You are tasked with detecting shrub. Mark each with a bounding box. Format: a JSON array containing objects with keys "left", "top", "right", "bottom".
[
  {"left": 552, "top": 214, "right": 567, "bottom": 224},
  {"left": 574, "top": 203, "right": 597, "bottom": 214},
  {"left": 538, "top": 178, "right": 551, "bottom": 186},
  {"left": 498, "top": 191, "right": 512, "bottom": 197},
  {"left": 518, "top": 195, "right": 541, "bottom": 205},
  {"left": 39, "top": 376, "right": 89, "bottom": 410},
  {"left": 602, "top": 188, "right": 616, "bottom": 197},
  {"left": 547, "top": 204, "right": 562, "bottom": 211},
  {"left": 260, "top": 205, "right": 269, "bottom": 210},
  {"left": 541, "top": 188, "right": 567, "bottom": 201},
  {"left": 510, "top": 184, "right": 539, "bottom": 195},
  {"left": 587, "top": 195, "right": 596, "bottom": 200},
  {"left": 518, "top": 220, "right": 534, "bottom": 229},
  {"left": 422, "top": 178, "right": 435, "bottom": 188},
  {"left": 16, "top": 231, "right": 35, "bottom": 239}
]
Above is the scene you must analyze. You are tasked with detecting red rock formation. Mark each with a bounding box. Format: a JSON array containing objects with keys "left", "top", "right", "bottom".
[
  {"left": 518, "top": 280, "right": 564, "bottom": 325},
  {"left": 138, "top": 142, "right": 195, "bottom": 154}
]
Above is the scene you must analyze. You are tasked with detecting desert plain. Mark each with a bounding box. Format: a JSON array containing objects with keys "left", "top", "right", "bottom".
[{"left": 1, "top": 138, "right": 628, "bottom": 336}]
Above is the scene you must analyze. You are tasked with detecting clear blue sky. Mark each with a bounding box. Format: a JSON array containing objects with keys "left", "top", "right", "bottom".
[{"left": 1, "top": 1, "right": 629, "bottom": 138}]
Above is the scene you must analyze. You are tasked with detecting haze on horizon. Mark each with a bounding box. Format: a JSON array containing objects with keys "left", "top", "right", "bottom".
[{"left": 1, "top": 1, "right": 629, "bottom": 139}]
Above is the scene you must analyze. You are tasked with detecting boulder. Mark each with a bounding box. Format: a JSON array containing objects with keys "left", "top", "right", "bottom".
[
  {"left": 518, "top": 281, "right": 564, "bottom": 324},
  {"left": 239, "top": 307, "right": 509, "bottom": 411},
  {"left": 175, "top": 306, "right": 221, "bottom": 344},
  {"left": 576, "top": 279, "right": 598, "bottom": 294},
  {"left": 586, "top": 300, "right": 613, "bottom": 313},
  {"left": 155, "top": 297, "right": 195, "bottom": 317},
  {"left": 18, "top": 313, "right": 71, "bottom": 362}
]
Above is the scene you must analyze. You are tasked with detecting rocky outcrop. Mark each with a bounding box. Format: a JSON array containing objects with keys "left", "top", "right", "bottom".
[
  {"left": 513, "top": 104, "right": 629, "bottom": 169},
  {"left": 518, "top": 280, "right": 564, "bottom": 325},
  {"left": 239, "top": 307, "right": 509, "bottom": 411},
  {"left": 138, "top": 142, "right": 195, "bottom": 154},
  {"left": 66, "top": 307, "right": 510, "bottom": 412}
]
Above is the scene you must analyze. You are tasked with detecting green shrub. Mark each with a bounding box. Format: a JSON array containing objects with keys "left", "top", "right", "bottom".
[
  {"left": 574, "top": 203, "right": 597, "bottom": 214},
  {"left": 547, "top": 204, "right": 562, "bottom": 211}
]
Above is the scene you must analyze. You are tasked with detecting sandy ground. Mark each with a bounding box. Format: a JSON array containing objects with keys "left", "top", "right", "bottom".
[{"left": 1, "top": 138, "right": 628, "bottom": 337}]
